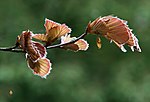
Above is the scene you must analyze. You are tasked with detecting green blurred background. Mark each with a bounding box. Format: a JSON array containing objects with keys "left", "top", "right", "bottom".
[{"left": 0, "top": 0, "right": 149, "bottom": 102}]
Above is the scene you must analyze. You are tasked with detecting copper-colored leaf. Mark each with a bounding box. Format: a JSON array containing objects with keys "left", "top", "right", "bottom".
[
  {"left": 43, "top": 18, "right": 71, "bottom": 46},
  {"left": 87, "top": 15, "right": 141, "bottom": 52},
  {"left": 19, "top": 31, "right": 47, "bottom": 61},
  {"left": 61, "top": 34, "right": 89, "bottom": 51},
  {"left": 18, "top": 31, "right": 33, "bottom": 51},
  {"left": 87, "top": 17, "right": 108, "bottom": 34},
  {"left": 57, "top": 24, "right": 71, "bottom": 37},
  {"left": 32, "top": 42, "right": 47, "bottom": 58},
  {"left": 27, "top": 56, "right": 52, "bottom": 78},
  {"left": 44, "top": 18, "right": 60, "bottom": 33},
  {"left": 27, "top": 41, "right": 46, "bottom": 62},
  {"left": 75, "top": 39, "right": 89, "bottom": 51},
  {"left": 33, "top": 34, "right": 47, "bottom": 42},
  {"left": 47, "top": 26, "right": 60, "bottom": 43},
  {"left": 105, "top": 16, "right": 129, "bottom": 44}
]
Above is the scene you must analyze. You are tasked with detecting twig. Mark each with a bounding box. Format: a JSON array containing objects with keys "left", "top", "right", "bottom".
[
  {"left": 0, "top": 42, "right": 24, "bottom": 53},
  {"left": 0, "top": 45, "right": 17, "bottom": 51},
  {"left": 0, "top": 27, "right": 88, "bottom": 52}
]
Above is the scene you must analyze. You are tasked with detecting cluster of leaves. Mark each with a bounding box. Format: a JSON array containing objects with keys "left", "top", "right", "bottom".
[
  {"left": 16, "top": 19, "right": 89, "bottom": 78},
  {"left": 0, "top": 15, "right": 141, "bottom": 78}
]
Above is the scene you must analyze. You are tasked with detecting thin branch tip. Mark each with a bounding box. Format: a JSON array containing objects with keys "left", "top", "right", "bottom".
[{"left": 0, "top": 42, "right": 25, "bottom": 53}]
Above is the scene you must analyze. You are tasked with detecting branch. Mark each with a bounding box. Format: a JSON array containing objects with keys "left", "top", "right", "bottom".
[
  {"left": 0, "top": 27, "right": 88, "bottom": 52},
  {"left": 47, "top": 27, "right": 88, "bottom": 49},
  {"left": 0, "top": 43, "right": 24, "bottom": 53}
]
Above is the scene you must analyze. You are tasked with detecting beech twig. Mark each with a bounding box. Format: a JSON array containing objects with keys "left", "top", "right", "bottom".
[
  {"left": 0, "top": 28, "right": 88, "bottom": 53},
  {"left": 0, "top": 42, "right": 24, "bottom": 53}
]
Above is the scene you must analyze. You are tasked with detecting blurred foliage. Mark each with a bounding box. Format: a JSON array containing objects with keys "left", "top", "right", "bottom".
[{"left": 0, "top": 0, "right": 150, "bottom": 102}]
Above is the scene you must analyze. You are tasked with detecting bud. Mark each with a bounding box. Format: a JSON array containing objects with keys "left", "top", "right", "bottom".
[{"left": 96, "top": 37, "right": 102, "bottom": 49}]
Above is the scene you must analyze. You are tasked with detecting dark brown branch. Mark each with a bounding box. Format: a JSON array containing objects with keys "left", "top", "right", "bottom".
[{"left": 0, "top": 42, "right": 24, "bottom": 53}]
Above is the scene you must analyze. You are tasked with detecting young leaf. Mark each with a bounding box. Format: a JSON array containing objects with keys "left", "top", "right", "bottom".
[
  {"left": 61, "top": 34, "right": 89, "bottom": 51},
  {"left": 87, "top": 16, "right": 141, "bottom": 52},
  {"left": 27, "top": 56, "right": 52, "bottom": 79},
  {"left": 18, "top": 31, "right": 47, "bottom": 61},
  {"left": 33, "top": 18, "right": 71, "bottom": 46}
]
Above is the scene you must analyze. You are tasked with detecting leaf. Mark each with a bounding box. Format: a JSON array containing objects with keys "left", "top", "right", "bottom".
[
  {"left": 61, "top": 34, "right": 89, "bottom": 51},
  {"left": 105, "top": 16, "right": 129, "bottom": 44},
  {"left": 75, "top": 39, "right": 89, "bottom": 51},
  {"left": 18, "top": 31, "right": 33, "bottom": 51},
  {"left": 58, "top": 24, "right": 71, "bottom": 37},
  {"left": 32, "top": 42, "right": 47, "bottom": 58},
  {"left": 27, "top": 41, "right": 46, "bottom": 62},
  {"left": 27, "top": 56, "right": 52, "bottom": 79},
  {"left": 33, "top": 34, "right": 47, "bottom": 42},
  {"left": 43, "top": 18, "right": 71, "bottom": 46},
  {"left": 44, "top": 18, "right": 60, "bottom": 33},
  {"left": 19, "top": 31, "right": 47, "bottom": 62},
  {"left": 87, "top": 15, "right": 141, "bottom": 52}
]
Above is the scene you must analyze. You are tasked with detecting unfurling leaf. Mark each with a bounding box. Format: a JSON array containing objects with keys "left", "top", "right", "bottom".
[
  {"left": 87, "top": 15, "right": 141, "bottom": 52},
  {"left": 17, "top": 31, "right": 47, "bottom": 61},
  {"left": 17, "top": 30, "right": 52, "bottom": 78},
  {"left": 61, "top": 34, "right": 89, "bottom": 51},
  {"left": 17, "top": 30, "right": 33, "bottom": 51},
  {"left": 33, "top": 18, "right": 71, "bottom": 46},
  {"left": 96, "top": 37, "right": 102, "bottom": 49}
]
